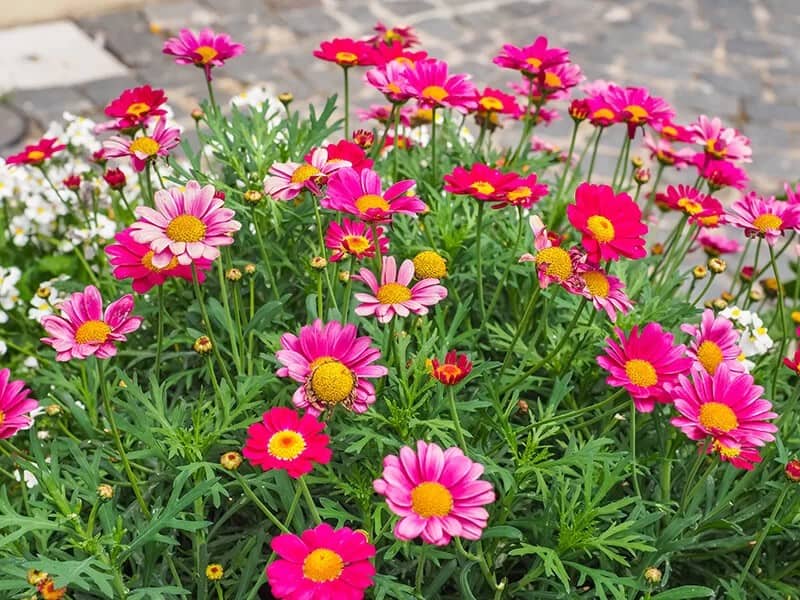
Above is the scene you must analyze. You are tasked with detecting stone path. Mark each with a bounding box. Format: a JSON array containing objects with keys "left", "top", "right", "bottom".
[{"left": 0, "top": 0, "right": 798, "bottom": 190}]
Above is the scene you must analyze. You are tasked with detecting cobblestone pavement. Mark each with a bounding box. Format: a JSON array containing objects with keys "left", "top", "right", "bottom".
[{"left": 0, "top": 0, "right": 798, "bottom": 191}]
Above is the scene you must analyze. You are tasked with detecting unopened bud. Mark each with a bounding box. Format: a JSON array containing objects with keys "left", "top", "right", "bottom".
[
  {"left": 633, "top": 167, "right": 650, "bottom": 184},
  {"left": 191, "top": 107, "right": 205, "bottom": 122},
  {"left": 220, "top": 451, "right": 243, "bottom": 470},
  {"left": 749, "top": 288, "right": 765, "bottom": 302},
  {"left": 786, "top": 459, "right": 800, "bottom": 482},
  {"left": 644, "top": 566, "right": 662, "bottom": 584},
  {"left": 310, "top": 256, "right": 327, "bottom": 269},
  {"left": 517, "top": 399, "right": 529, "bottom": 414},
  {"left": 720, "top": 291, "right": 734, "bottom": 302},
  {"left": 631, "top": 156, "right": 644, "bottom": 169},
  {"left": 226, "top": 268, "right": 242, "bottom": 282},
  {"left": 278, "top": 92, "right": 293, "bottom": 105},
  {"left": 760, "top": 277, "right": 780, "bottom": 298},
  {"left": 650, "top": 242, "right": 664, "bottom": 256},
  {"left": 193, "top": 336, "right": 213, "bottom": 354},
  {"left": 707, "top": 257, "right": 726, "bottom": 274},
  {"left": 711, "top": 298, "right": 728, "bottom": 311},
  {"left": 45, "top": 404, "right": 61, "bottom": 416},
  {"left": 339, "top": 270, "right": 350, "bottom": 282},
  {"left": 692, "top": 266, "right": 708, "bottom": 280},
  {"left": 97, "top": 484, "right": 114, "bottom": 500},
  {"left": 244, "top": 189, "right": 263, "bottom": 204},
  {"left": 244, "top": 263, "right": 256, "bottom": 275}
]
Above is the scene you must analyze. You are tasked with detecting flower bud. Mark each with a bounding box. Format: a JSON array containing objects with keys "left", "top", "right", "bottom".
[
  {"left": 310, "top": 256, "right": 328, "bottom": 270},
  {"left": 226, "top": 268, "right": 242, "bottom": 282},
  {"left": 193, "top": 336, "right": 213, "bottom": 354},
  {"left": 103, "top": 168, "right": 127, "bottom": 190},
  {"left": 739, "top": 266, "right": 754, "bottom": 282},
  {"left": 63, "top": 174, "right": 81, "bottom": 191},
  {"left": 785, "top": 459, "right": 800, "bottom": 482},
  {"left": 644, "top": 566, "right": 662, "bottom": 584},
  {"left": 97, "top": 484, "right": 114, "bottom": 500},
  {"left": 191, "top": 107, "right": 205, "bottom": 122},
  {"left": 214, "top": 189, "right": 226, "bottom": 200},
  {"left": 45, "top": 404, "right": 61, "bottom": 416},
  {"left": 707, "top": 257, "right": 726, "bottom": 274},
  {"left": 27, "top": 569, "right": 48, "bottom": 586},
  {"left": 650, "top": 242, "right": 664, "bottom": 256},
  {"left": 692, "top": 266, "right": 708, "bottom": 280},
  {"left": 352, "top": 129, "right": 374, "bottom": 149},
  {"left": 338, "top": 270, "right": 350, "bottom": 282},
  {"left": 206, "top": 564, "right": 224, "bottom": 581},
  {"left": 243, "top": 189, "right": 263, "bottom": 204},
  {"left": 749, "top": 288, "right": 765, "bottom": 302},
  {"left": 220, "top": 451, "right": 243, "bottom": 471},
  {"left": 760, "top": 277, "right": 780, "bottom": 298},
  {"left": 244, "top": 263, "right": 256, "bottom": 275},
  {"left": 568, "top": 98, "right": 589, "bottom": 122},
  {"left": 278, "top": 92, "right": 293, "bottom": 105},
  {"left": 720, "top": 291, "right": 734, "bottom": 303},
  {"left": 633, "top": 167, "right": 650, "bottom": 184},
  {"left": 631, "top": 156, "right": 644, "bottom": 169},
  {"left": 711, "top": 298, "right": 728, "bottom": 311},
  {"left": 517, "top": 399, "right": 529, "bottom": 414}
]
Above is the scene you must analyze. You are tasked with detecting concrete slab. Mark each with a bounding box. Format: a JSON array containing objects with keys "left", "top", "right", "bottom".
[{"left": 0, "top": 21, "right": 129, "bottom": 92}]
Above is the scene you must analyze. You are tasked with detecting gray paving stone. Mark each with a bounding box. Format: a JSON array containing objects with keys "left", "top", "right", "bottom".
[
  {"left": 276, "top": 8, "right": 339, "bottom": 36},
  {"left": 0, "top": 104, "right": 27, "bottom": 150},
  {"left": 79, "top": 10, "right": 163, "bottom": 69},
  {"left": 11, "top": 86, "right": 94, "bottom": 127},
  {"left": 144, "top": 1, "right": 220, "bottom": 31}
]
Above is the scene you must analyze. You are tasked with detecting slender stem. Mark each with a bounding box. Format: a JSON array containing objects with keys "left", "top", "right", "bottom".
[
  {"left": 679, "top": 442, "right": 708, "bottom": 511},
  {"left": 415, "top": 546, "right": 427, "bottom": 596},
  {"left": 476, "top": 201, "right": 487, "bottom": 323},
  {"left": 216, "top": 258, "right": 242, "bottom": 375},
  {"left": 768, "top": 244, "right": 787, "bottom": 400},
  {"left": 370, "top": 223, "right": 383, "bottom": 278},
  {"left": 235, "top": 473, "right": 290, "bottom": 533},
  {"left": 392, "top": 103, "right": 401, "bottom": 180},
  {"left": 630, "top": 404, "right": 642, "bottom": 497},
  {"left": 448, "top": 387, "right": 468, "bottom": 451},
  {"left": 509, "top": 80, "right": 536, "bottom": 165},
  {"left": 205, "top": 77, "right": 219, "bottom": 117},
  {"left": 586, "top": 127, "right": 604, "bottom": 182},
  {"left": 311, "top": 195, "right": 339, "bottom": 313},
  {"left": 737, "top": 485, "right": 789, "bottom": 587},
  {"left": 251, "top": 206, "right": 280, "bottom": 301},
  {"left": 553, "top": 121, "right": 579, "bottom": 203},
  {"left": 487, "top": 208, "right": 526, "bottom": 318},
  {"left": 341, "top": 256, "right": 355, "bottom": 319},
  {"left": 690, "top": 273, "right": 717, "bottom": 306},
  {"left": 155, "top": 285, "right": 165, "bottom": 381},
  {"left": 191, "top": 263, "right": 235, "bottom": 391},
  {"left": 498, "top": 286, "right": 540, "bottom": 378},
  {"left": 741, "top": 238, "right": 763, "bottom": 304},
  {"left": 430, "top": 108, "right": 438, "bottom": 185},
  {"left": 343, "top": 67, "right": 350, "bottom": 138},
  {"left": 643, "top": 163, "right": 665, "bottom": 217},
  {"left": 298, "top": 477, "right": 322, "bottom": 524}
]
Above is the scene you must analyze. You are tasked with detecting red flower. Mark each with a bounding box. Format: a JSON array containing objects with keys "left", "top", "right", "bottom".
[
  {"left": 443, "top": 163, "right": 518, "bottom": 201},
  {"left": 104, "top": 85, "right": 168, "bottom": 129},
  {"left": 322, "top": 139, "right": 374, "bottom": 173},
  {"left": 6, "top": 138, "right": 66, "bottom": 166},
  {"left": 62, "top": 174, "right": 81, "bottom": 191},
  {"left": 783, "top": 348, "right": 800, "bottom": 375},
  {"left": 103, "top": 168, "right": 127, "bottom": 190},
  {"left": 430, "top": 351, "right": 472, "bottom": 385},
  {"left": 786, "top": 459, "right": 800, "bottom": 482},
  {"left": 313, "top": 37, "right": 377, "bottom": 67}
]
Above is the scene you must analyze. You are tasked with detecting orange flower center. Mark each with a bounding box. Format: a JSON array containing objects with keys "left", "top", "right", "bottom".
[
  {"left": 302, "top": 548, "right": 344, "bottom": 583},
  {"left": 705, "top": 138, "right": 726, "bottom": 158},
  {"left": 411, "top": 481, "right": 453, "bottom": 518},
  {"left": 713, "top": 440, "right": 741, "bottom": 458},
  {"left": 677, "top": 197, "right": 703, "bottom": 215},
  {"left": 166, "top": 214, "right": 207, "bottom": 242},
  {"left": 699, "top": 402, "right": 738, "bottom": 432},
  {"left": 126, "top": 102, "right": 151, "bottom": 117},
  {"left": 592, "top": 108, "right": 615, "bottom": 121},
  {"left": 141, "top": 250, "right": 178, "bottom": 272},
  {"left": 586, "top": 215, "right": 616, "bottom": 243},
  {"left": 661, "top": 125, "right": 677, "bottom": 139},
  {"left": 27, "top": 150, "right": 46, "bottom": 162},
  {"left": 470, "top": 181, "right": 495, "bottom": 196},
  {"left": 309, "top": 358, "right": 355, "bottom": 405},
  {"left": 342, "top": 235, "right": 371, "bottom": 255},
  {"left": 422, "top": 85, "right": 449, "bottom": 103},
  {"left": 291, "top": 164, "right": 321, "bottom": 184},
  {"left": 376, "top": 282, "right": 412, "bottom": 304},
  {"left": 507, "top": 186, "right": 531, "bottom": 203},
  {"left": 624, "top": 359, "right": 658, "bottom": 387},
  {"left": 195, "top": 45, "right": 219, "bottom": 64},
  {"left": 696, "top": 340, "right": 724, "bottom": 374},
  {"left": 0, "top": 410, "right": 5, "bottom": 425},
  {"left": 543, "top": 71, "right": 562, "bottom": 89},
  {"left": 534, "top": 247, "right": 573, "bottom": 281},
  {"left": 436, "top": 364, "right": 463, "bottom": 380},
  {"left": 74, "top": 320, "right": 112, "bottom": 345},
  {"left": 129, "top": 136, "right": 160, "bottom": 157},
  {"left": 479, "top": 96, "right": 504, "bottom": 112},
  {"left": 355, "top": 194, "right": 390, "bottom": 213},
  {"left": 267, "top": 429, "right": 307, "bottom": 461},
  {"left": 387, "top": 82, "right": 402, "bottom": 94},
  {"left": 335, "top": 51, "right": 358, "bottom": 65},
  {"left": 753, "top": 214, "right": 783, "bottom": 233},
  {"left": 582, "top": 270, "right": 610, "bottom": 298},
  {"left": 624, "top": 104, "right": 649, "bottom": 124},
  {"left": 525, "top": 56, "right": 542, "bottom": 68}
]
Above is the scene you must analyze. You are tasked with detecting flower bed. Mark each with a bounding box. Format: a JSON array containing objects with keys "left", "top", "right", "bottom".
[{"left": 0, "top": 22, "right": 799, "bottom": 600}]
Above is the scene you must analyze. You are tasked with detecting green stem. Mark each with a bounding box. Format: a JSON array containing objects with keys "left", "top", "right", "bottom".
[
  {"left": 298, "top": 477, "right": 321, "bottom": 524},
  {"left": 235, "top": 473, "right": 290, "bottom": 533},
  {"left": 690, "top": 273, "right": 716, "bottom": 306},
  {"left": 155, "top": 285, "right": 165, "bottom": 381},
  {"left": 768, "top": 244, "right": 788, "bottom": 400},
  {"left": 251, "top": 206, "right": 280, "bottom": 301},
  {"left": 415, "top": 546, "right": 427, "bottom": 597},
  {"left": 392, "top": 104, "right": 401, "bottom": 180},
  {"left": 586, "top": 127, "right": 604, "bottom": 182},
  {"left": 191, "top": 264, "right": 235, "bottom": 391},
  {"left": 205, "top": 77, "right": 219, "bottom": 117},
  {"left": 643, "top": 163, "right": 665, "bottom": 217},
  {"left": 216, "top": 258, "right": 242, "bottom": 375},
  {"left": 553, "top": 120, "right": 579, "bottom": 203},
  {"left": 343, "top": 67, "right": 350, "bottom": 138},
  {"left": 430, "top": 108, "right": 438, "bottom": 185},
  {"left": 736, "top": 485, "right": 790, "bottom": 587},
  {"left": 448, "top": 387, "right": 468, "bottom": 451},
  {"left": 476, "top": 201, "right": 487, "bottom": 323},
  {"left": 312, "top": 194, "right": 339, "bottom": 313},
  {"left": 498, "top": 285, "right": 541, "bottom": 378},
  {"left": 679, "top": 442, "right": 708, "bottom": 512},
  {"left": 370, "top": 223, "right": 383, "bottom": 278},
  {"left": 341, "top": 256, "right": 355, "bottom": 319},
  {"left": 487, "top": 207, "right": 526, "bottom": 318},
  {"left": 630, "top": 403, "right": 642, "bottom": 497}
]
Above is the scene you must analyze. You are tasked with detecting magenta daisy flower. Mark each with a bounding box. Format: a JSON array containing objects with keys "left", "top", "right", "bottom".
[
  {"left": 519, "top": 215, "right": 587, "bottom": 293},
  {"left": 264, "top": 148, "right": 351, "bottom": 201},
  {"left": 727, "top": 192, "right": 800, "bottom": 246},
  {"left": 399, "top": 59, "right": 478, "bottom": 113},
  {"left": 492, "top": 37, "right": 570, "bottom": 77},
  {"left": 696, "top": 230, "right": 742, "bottom": 257},
  {"left": 604, "top": 85, "right": 674, "bottom": 137},
  {"left": 709, "top": 440, "right": 763, "bottom": 471},
  {"left": 0, "top": 369, "right": 38, "bottom": 440},
  {"left": 354, "top": 256, "right": 447, "bottom": 323},
  {"left": 578, "top": 268, "right": 633, "bottom": 322},
  {"left": 163, "top": 28, "right": 245, "bottom": 81},
  {"left": 493, "top": 173, "right": 549, "bottom": 210},
  {"left": 40, "top": 285, "right": 142, "bottom": 362},
  {"left": 681, "top": 309, "right": 744, "bottom": 375},
  {"left": 670, "top": 364, "right": 778, "bottom": 448},
  {"left": 688, "top": 115, "right": 752, "bottom": 163},
  {"left": 695, "top": 156, "right": 749, "bottom": 191},
  {"left": 102, "top": 117, "right": 180, "bottom": 172},
  {"left": 443, "top": 163, "right": 518, "bottom": 202},
  {"left": 325, "top": 218, "right": 388, "bottom": 262},
  {"left": 322, "top": 167, "right": 425, "bottom": 223},
  {"left": 643, "top": 133, "right": 693, "bottom": 168},
  {"left": 130, "top": 181, "right": 241, "bottom": 269},
  {"left": 365, "top": 61, "right": 413, "bottom": 103},
  {"left": 276, "top": 319, "right": 388, "bottom": 415},
  {"left": 373, "top": 440, "right": 495, "bottom": 546},
  {"left": 596, "top": 322, "right": 693, "bottom": 413}
]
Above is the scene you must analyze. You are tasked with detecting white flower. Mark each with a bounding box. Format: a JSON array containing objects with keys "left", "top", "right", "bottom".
[
  {"left": 14, "top": 469, "right": 38, "bottom": 488},
  {"left": 0, "top": 340, "right": 6, "bottom": 356},
  {"left": 720, "top": 306, "right": 758, "bottom": 327},
  {"left": 23, "top": 356, "right": 39, "bottom": 369},
  {"left": 739, "top": 325, "right": 774, "bottom": 357}
]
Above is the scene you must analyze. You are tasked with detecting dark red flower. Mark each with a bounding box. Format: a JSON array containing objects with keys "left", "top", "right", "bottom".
[
  {"left": 104, "top": 85, "right": 168, "bottom": 129},
  {"left": 785, "top": 459, "right": 800, "bottom": 482},
  {"left": 430, "top": 351, "right": 473, "bottom": 385},
  {"left": 103, "top": 168, "right": 127, "bottom": 190},
  {"left": 6, "top": 138, "right": 66, "bottom": 166},
  {"left": 63, "top": 174, "right": 81, "bottom": 191}
]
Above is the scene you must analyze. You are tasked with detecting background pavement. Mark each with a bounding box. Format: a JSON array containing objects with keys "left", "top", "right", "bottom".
[{"left": 0, "top": 0, "right": 798, "bottom": 191}]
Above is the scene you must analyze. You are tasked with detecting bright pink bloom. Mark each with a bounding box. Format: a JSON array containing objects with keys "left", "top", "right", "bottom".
[
  {"left": 264, "top": 148, "right": 351, "bottom": 201},
  {"left": 325, "top": 218, "right": 388, "bottom": 262},
  {"left": 567, "top": 183, "right": 648, "bottom": 263},
  {"left": 130, "top": 180, "right": 241, "bottom": 268},
  {"left": 317, "top": 140, "right": 373, "bottom": 173},
  {"left": 652, "top": 120, "right": 694, "bottom": 142},
  {"left": 596, "top": 322, "right": 692, "bottom": 412},
  {"left": 5, "top": 138, "right": 66, "bottom": 166},
  {"left": 242, "top": 407, "right": 332, "bottom": 478},
  {"left": 670, "top": 364, "right": 777, "bottom": 448},
  {"left": 313, "top": 37, "right": 377, "bottom": 67},
  {"left": 728, "top": 192, "right": 800, "bottom": 246},
  {"left": 356, "top": 104, "right": 413, "bottom": 126},
  {"left": 696, "top": 230, "right": 742, "bottom": 256},
  {"left": 519, "top": 215, "right": 587, "bottom": 293},
  {"left": 579, "top": 268, "right": 633, "bottom": 322},
  {"left": 475, "top": 87, "right": 521, "bottom": 118},
  {"left": 105, "top": 228, "right": 210, "bottom": 293},
  {"left": 694, "top": 156, "right": 749, "bottom": 191},
  {"left": 104, "top": 85, "right": 168, "bottom": 129},
  {"left": 586, "top": 93, "right": 619, "bottom": 127},
  {"left": 491, "top": 173, "right": 548, "bottom": 210},
  {"left": 371, "top": 41, "right": 427, "bottom": 66},
  {"left": 0, "top": 369, "right": 38, "bottom": 439},
  {"left": 689, "top": 115, "right": 752, "bottom": 162},
  {"left": 369, "top": 23, "right": 420, "bottom": 48},
  {"left": 323, "top": 167, "right": 425, "bottom": 223},
  {"left": 509, "top": 61, "right": 583, "bottom": 101},
  {"left": 41, "top": 285, "right": 142, "bottom": 362},
  {"left": 374, "top": 440, "right": 495, "bottom": 545},
  {"left": 642, "top": 133, "right": 693, "bottom": 168},
  {"left": 163, "top": 28, "right": 245, "bottom": 81},
  {"left": 690, "top": 195, "right": 726, "bottom": 228},
  {"left": 443, "top": 163, "right": 518, "bottom": 201},
  {"left": 785, "top": 182, "right": 800, "bottom": 205},
  {"left": 492, "top": 37, "right": 570, "bottom": 76},
  {"left": 400, "top": 59, "right": 478, "bottom": 113},
  {"left": 103, "top": 118, "right": 180, "bottom": 172},
  {"left": 267, "top": 523, "right": 376, "bottom": 600},
  {"left": 710, "top": 440, "right": 763, "bottom": 471},
  {"left": 657, "top": 184, "right": 708, "bottom": 215},
  {"left": 604, "top": 85, "right": 674, "bottom": 137},
  {"left": 103, "top": 168, "right": 127, "bottom": 190},
  {"left": 354, "top": 256, "right": 447, "bottom": 323},
  {"left": 275, "top": 319, "right": 388, "bottom": 415},
  {"left": 681, "top": 309, "right": 744, "bottom": 375},
  {"left": 365, "top": 61, "right": 413, "bottom": 103}
]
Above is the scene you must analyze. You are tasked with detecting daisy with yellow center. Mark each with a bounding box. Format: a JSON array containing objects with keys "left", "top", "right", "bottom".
[
  {"left": 729, "top": 191, "right": 800, "bottom": 246},
  {"left": 579, "top": 268, "right": 633, "bottom": 322},
  {"left": 680, "top": 309, "right": 745, "bottom": 376},
  {"left": 325, "top": 218, "right": 388, "bottom": 262},
  {"left": 265, "top": 147, "right": 351, "bottom": 201}
]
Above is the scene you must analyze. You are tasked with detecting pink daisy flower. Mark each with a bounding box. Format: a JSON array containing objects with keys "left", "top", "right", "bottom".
[
  {"left": 728, "top": 192, "right": 800, "bottom": 246},
  {"left": 267, "top": 523, "right": 376, "bottom": 600},
  {"left": 365, "top": 61, "right": 413, "bottom": 103},
  {"left": 275, "top": 319, "right": 388, "bottom": 415},
  {"left": 0, "top": 369, "right": 38, "bottom": 440},
  {"left": 322, "top": 167, "right": 425, "bottom": 223},
  {"left": 40, "top": 285, "right": 142, "bottom": 362},
  {"left": 578, "top": 268, "right": 633, "bottom": 323},
  {"left": 371, "top": 41, "right": 427, "bottom": 66},
  {"left": 652, "top": 120, "right": 694, "bottom": 142},
  {"left": 130, "top": 181, "right": 241, "bottom": 269},
  {"left": 785, "top": 182, "right": 800, "bottom": 205},
  {"left": 681, "top": 309, "right": 744, "bottom": 375},
  {"left": 356, "top": 104, "right": 413, "bottom": 126},
  {"left": 567, "top": 183, "right": 648, "bottom": 263},
  {"left": 604, "top": 85, "right": 674, "bottom": 137},
  {"left": 695, "top": 156, "right": 749, "bottom": 191},
  {"left": 103, "top": 85, "right": 168, "bottom": 130},
  {"left": 670, "top": 364, "right": 778, "bottom": 448},
  {"left": 264, "top": 148, "right": 351, "bottom": 201},
  {"left": 688, "top": 115, "right": 752, "bottom": 163},
  {"left": 369, "top": 23, "right": 420, "bottom": 48},
  {"left": 4, "top": 137, "right": 66, "bottom": 166},
  {"left": 443, "top": 163, "right": 518, "bottom": 202},
  {"left": 242, "top": 407, "right": 332, "bottom": 478},
  {"left": 319, "top": 139, "right": 373, "bottom": 173},
  {"left": 492, "top": 37, "right": 570, "bottom": 77},
  {"left": 103, "top": 117, "right": 180, "bottom": 172},
  {"left": 313, "top": 37, "right": 377, "bottom": 67},
  {"left": 400, "top": 59, "right": 478, "bottom": 113},
  {"left": 475, "top": 87, "right": 522, "bottom": 127},
  {"left": 105, "top": 228, "right": 211, "bottom": 293},
  {"left": 163, "top": 28, "right": 245, "bottom": 81},
  {"left": 519, "top": 216, "right": 587, "bottom": 293},
  {"left": 709, "top": 439, "right": 763, "bottom": 471},
  {"left": 690, "top": 195, "right": 726, "bottom": 229},
  {"left": 596, "top": 322, "right": 692, "bottom": 413},
  {"left": 325, "top": 218, "right": 389, "bottom": 262},
  {"left": 696, "top": 230, "right": 742, "bottom": 257},
  {"left": 353, "top": 256, "right": 447, "bottom": 323},
  {"left": 642, "top": 133, "right": 693, "bottom": 168},
  {"left": 657, "top": 185, "right": 708, "bottom": 216},
  {"left": 491, "top": 173, "right": 549, "bottom": 210},
  {"left": 509, "top": 61, "right": 583, "bottom": 101},
  {"left": 373, "top": 440, "right": 495, "bottom": 546}
]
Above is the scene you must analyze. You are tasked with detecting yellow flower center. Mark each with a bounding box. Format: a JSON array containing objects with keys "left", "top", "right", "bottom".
[
  {"left": 422, "top": 85, "right": 449, "bottom": 103},
  {"left": 752, "top": 214, "right": 783, "bottom": 233},
  {"left": 74, "top": 320, "right": 112, "bottom": 345},
  {"left": 593, "top": 108, "right": 615, "bottom": 121},
  {"left": 302, "top": 548, "right": 344, "bottom": 583},
  {"left": 335, "top": 51, "right": 358, "bottom": 65},
  {"left": 507, "top": 186, "right": 531, "bottom": 203},
  {"left": 414, "top": 108, "right": 433, "bottom": 123},
  {"left": 376, "top": 282, "right": 413, "bottom": 304},
  {"left": 586, "top": 215, "right": 616, "bottom": 243},
  {"left": 469, "top": 181, "right": 495, "bottom": 196},
  {"left": 713, "top": 440, "right": 741, "bottom": 458},
  {"left": 195, "top": 45, "right": 219, "bottom": 64},
  {"left": 525, "top": 57, "right": 542, "bottom": 68},
  {"left": 534, "top": 247, "right": 573, "bottom": 281},
  {"left": 696, "top": 340, "right": 724, "bottom": 374},
  {"left": 384, "top": 29, "right": 401, "bottom": 42},
  {"left": 129, "top": 136, "right": 160, "bottom": 157},
  {"left": 699, "top": 401, "right": 738, "bottom": 432},
  {"left": 310, "top": 358, "right": 356, "bottom": 405},
  {"left": 624, "top": 104, "right": 649, "bottom": 124},
  {"left": 166, "top": 214, "right": 207, "bottom": 243},
  {"left": 342, "top": 235, "right": 371, "bottom": 255},
  {"left": 661, "top": 125, "right": 677, "bottom": 138},
  {"left": 126, "top": 102, "right": 151, "bottom": 117},
  {"left": 387, "top": 82, "right": 402, "bottom": 94},
  {"left": 411, "top": 481, "right": 454, "bottom": 518},
  {"left": 141, "top": 250, "right": 178, "bottom": 272},
  {"left": 705, "top": 138, "right": 726, "bottom": 158},
  {"left": 290, "top": 164, "right": 321, "bottom": 184},
  {"left": 355, "top": 194, "right": 390, "bottom": 213},
  {"left": 479, "top": 96, "right": 504, "bottom": 112},
  {"left": 544, "top": 71, "right": 562, "bottom": 89},
  {"left": 582, "top": 270, "right": 610, "bottom": 298},
  {"left": 624, "top": 359, "right": 658, "bottom": 387},
  {"left": 27, "top": 150, "right": 45, "bottom": 161},
  {"left": 267, "top": 429, "right": 307, "bottom": 461},
  {"left": 677, "top": 197, "right": 703, "bottom": 215},
  {"left": 0, "top": 410, "right": 5, "bottom": 425},
  {"left": 436, "top": 364, "right": 463, "bottom": 380},
  {"left": 413, "top": 251, "right": 447, "bottom": 279}
]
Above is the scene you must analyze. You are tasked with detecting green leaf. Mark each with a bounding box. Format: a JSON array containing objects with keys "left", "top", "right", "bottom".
[{"left": 651, "top": 586, "right": 715, "bottom": 600}]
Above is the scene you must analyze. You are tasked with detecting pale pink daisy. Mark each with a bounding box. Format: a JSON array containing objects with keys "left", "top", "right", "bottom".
[
  {"left": 130, "top": 180, "right": 241, "bottom": 268},
  {"left": 354, "top": 256, "right": 447, "bottom": 323},
  {"left": 681, "top": 309, "right": 744, "bottom": 375},
  {"left": 696, "top": 230, "right": 742, "bottom": 256},
  {"left": 578, "top": 268, "right": 633, "bottom": 322},
  {"left": 689, "top": 115, "right": 752, "bottom": 163},
  {"left": 103, "top": 118, "right": 180, "bottom": 172},
  {"left": 365, "top": 61, "right": 413, "bottom": 103},
  {"left": 264, "top": 148, "right": 350, "bottom": 201},
  {"left": 728, "top": 191, "right": 800, "bottom": 246},
  {"left": 323, "top": 167, "right": 426, "bottom": 223}
]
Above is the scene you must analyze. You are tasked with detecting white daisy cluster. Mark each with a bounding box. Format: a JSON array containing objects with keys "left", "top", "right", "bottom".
[
  {"left": 0, "top": 266, "right": 22, "bottom": 324},
  {"left": 230, "top": 84, "right": 282, "bottom": 117},
  {"left": 720, "top": 305, "right": 775, "bottom": 370},
  {"left": 28, "top": 275, "right": 71, "bottom": 323}
]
